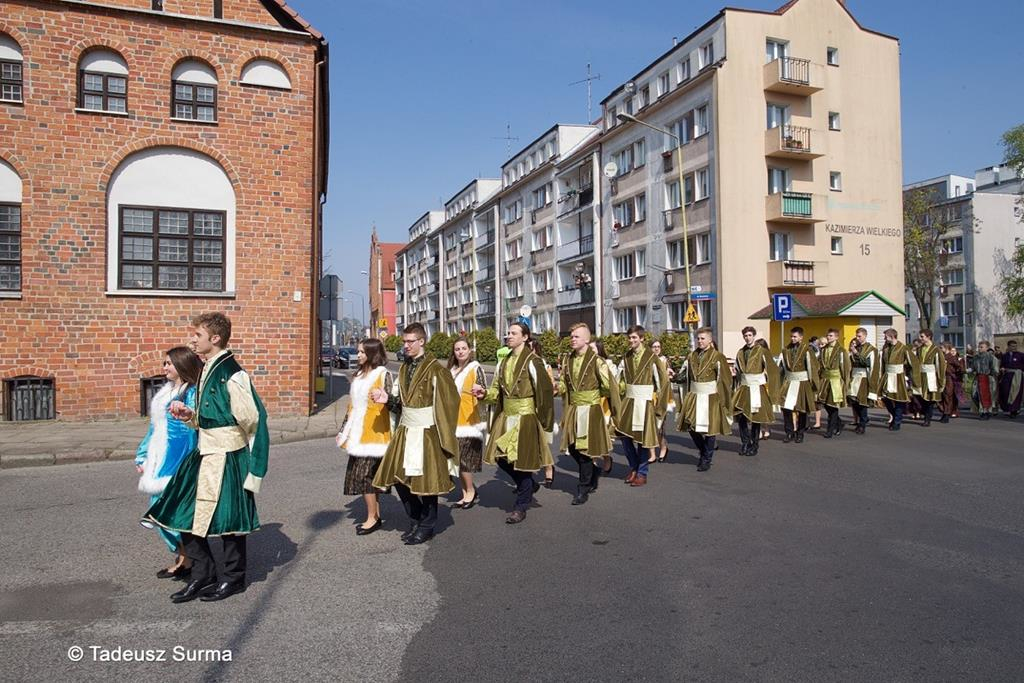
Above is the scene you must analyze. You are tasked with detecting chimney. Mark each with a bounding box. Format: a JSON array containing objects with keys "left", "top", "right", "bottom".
[{"left": 673, "top": 36, "right": 678, "bottom": 46}]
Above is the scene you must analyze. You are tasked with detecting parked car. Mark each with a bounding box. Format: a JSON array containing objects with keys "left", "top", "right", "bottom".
[
  {"left": 320, "top": 346, "right": 340, "bottom": 369},
  {"left": 338, "top": 346, "right": 358, "bottom": 369}
]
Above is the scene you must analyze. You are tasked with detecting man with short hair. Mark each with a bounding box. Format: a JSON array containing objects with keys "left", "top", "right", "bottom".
[
  {"left": 817, "top": 328, "right": 850, "bottom": 438},
  {"left": 969, "top": 341, "right": 999, "bottom": 419},
  {"left": 558, "top": 322, "right": 619, "bottom": 505},
  {"left": 676, "top": 327, "right": 732, "bottom": 472},
  {"left": 614, "top": 325, "right": 669, "bottom": 485},
  {"left": 847, "top": 327, "right": 881, "bottom": 434},
  {"left": 733, "top": 325, "right": 779, "bottom": 456},
  {"left": 997, "top": 339, "right": 1023, "bottom": 417},
  {"left": 913, "top": 330, "right": 946, "bottom": 426},
  {"left": 779, "top": 327, "right": 819, "bottom": 444},
  {"left": 879, "top": 328, "right": 919, "bottom": 431},
  {"left": 371, "top": 323, "right": 460, "bottom": 544}
]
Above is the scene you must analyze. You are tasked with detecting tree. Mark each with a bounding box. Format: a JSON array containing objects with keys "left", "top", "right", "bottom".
[
  {"left": 470, "top": 328, "right": 499, "bottom": 363},
  {"left": 903, "top": 188, "right": 956, "bottom": 332},
  {"left": 536, "top": 329, "right": 562, "bottom": 367},
  {"left": 999, "top": 123, "right": 1024, "bottom": 321},
  {"left": 425, "top": 332, "right": 453, "bottom": 360},
  {"left": 383, "top": 334, "right": 401, "bottom": 353}
]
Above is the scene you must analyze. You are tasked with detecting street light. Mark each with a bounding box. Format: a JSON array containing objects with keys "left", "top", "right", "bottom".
[
  {"left": 347, "top": 289, "right": 367, "bottom": 336},
  {"left": 617, "top": 112, "right": 696, "bottom": 348}
]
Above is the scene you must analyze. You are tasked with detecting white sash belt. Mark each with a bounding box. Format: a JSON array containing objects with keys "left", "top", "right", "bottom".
[
  {"left": 692, "top": 380, "right": 717, "bottom": 433},
  {"left": 783, "top": 371, "right": 808, "bottom": 410},
  {"left": 400, "top": 406, "right": 434, "bottom": 477},
  {"left": 885, "top": 363, "right": 903, "bottom": 393},
  {"left": 921, "top": 363, "right": 938, "bottom": 392},
  {"left": 625, "top": 383, "right": 654, "bottom": 431},
  {"left": 849, "top": 368, "right": 867, "bottom": 397},
  {"left": 741, "top": 373, "right": 767, "bottom": 411}
]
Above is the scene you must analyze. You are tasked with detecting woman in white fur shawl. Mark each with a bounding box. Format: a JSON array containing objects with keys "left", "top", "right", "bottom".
[
  {"left": 448, "top": 338, "right": 487, "bottom": 509},
  {"left": 135, "top": 346, "right": 202, "bottom": 580}
]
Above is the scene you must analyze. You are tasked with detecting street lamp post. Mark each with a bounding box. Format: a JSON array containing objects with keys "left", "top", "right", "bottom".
[
  {"left": 347, "top": 289, "right": 367, "bottom": 337},
  {"left": 617, "top": 112, "right": 695, "bottom": 348}
]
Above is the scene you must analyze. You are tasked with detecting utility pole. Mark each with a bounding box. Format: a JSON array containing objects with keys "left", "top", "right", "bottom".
[
  {"left": 569, "top": 62, "right": 601, "bottom": 122},
  {"left": 492, "top": 123, "right": 519, "bottom": 158}
]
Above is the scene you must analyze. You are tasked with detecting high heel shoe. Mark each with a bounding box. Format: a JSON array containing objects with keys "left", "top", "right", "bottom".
[
  {"left": 457, "top": 492, "right": 479, "bottom": 510},
  {"left": 356, "top": 517, "right": 383, "bottom": 535}
]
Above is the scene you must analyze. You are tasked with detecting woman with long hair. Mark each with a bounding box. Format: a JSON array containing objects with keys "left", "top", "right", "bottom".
[
  {"left": 135, "top": 346, "right": 203, "bottom": 580},
  {"left": 530, "top": 339, "right": 558, "bottom": 487},
  {"left": 336, "top": 338, "right": 393, "bottom": 535},
  {"left": 448, "top": 337, "right": 487, "bottom": 509}
]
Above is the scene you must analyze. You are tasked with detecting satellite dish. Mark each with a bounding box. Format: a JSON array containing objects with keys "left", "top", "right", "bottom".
[
  {"left": 519, "top": 304, "right": 532, "bottom": 317},
  {"left": 603, "top": 161, "right": 619, "bottom": 178},
  {"left": 624, "top": 81, "right": 636, "bottom": 95}
]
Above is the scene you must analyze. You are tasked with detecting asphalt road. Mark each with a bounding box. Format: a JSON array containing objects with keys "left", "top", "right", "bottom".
[{"left": 1, "top": 411, "right": 1022, "bottom": 681}]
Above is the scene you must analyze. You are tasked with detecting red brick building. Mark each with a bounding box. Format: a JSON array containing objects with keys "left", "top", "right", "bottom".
[
  {"left": 368, "top": 228, "right": 402, "bottom": 336},
  {"left": 0, "top": 0, "right": 329, "bottom": 421}
]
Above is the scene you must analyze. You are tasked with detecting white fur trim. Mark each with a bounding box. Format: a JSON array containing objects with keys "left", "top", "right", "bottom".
[
  {"left": 243, "top": 473, "right": 262, "bottom": 494},
  {"left": 345, "top": 442, "right": 389, "bottom": 457},
  {"left": 338, "top": 367, "right": 390, "bottom": 458},
  {"left": 138, "top": 383, "right": 174, "bottom": 495},
  {"left": 456, "top": 422, "right": 487, "bottom": 440}
]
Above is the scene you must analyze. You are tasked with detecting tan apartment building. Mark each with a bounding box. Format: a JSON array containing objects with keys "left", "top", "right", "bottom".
[
  {"left": 597, "top": 0, "right": 905, "bottom": 351},
  {"left": 395, "top": 210, "right": 443, "bottom": 336}
]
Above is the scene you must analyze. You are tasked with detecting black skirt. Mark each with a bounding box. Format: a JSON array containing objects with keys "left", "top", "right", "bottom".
[
  {"left": 458, "top": 437, "right": 483, "bottom": 473},
  {"left": 344, "top": 456, "right": 389, "bottom": 495}
]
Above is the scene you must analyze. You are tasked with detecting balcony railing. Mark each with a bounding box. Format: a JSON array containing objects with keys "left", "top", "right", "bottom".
[
  {"left": 557, "top": 186, "right": 595, "bottom": 218},
  {"left": 556, "top": 235, "right": 596, "bottom": 262},
  {"left": 764, "top": 57, "right": 822, "bottom": 95},
  {"left": 766, "top": 191, "right": 824, "bottom": 223},
  {"left": 766, "top": 259, "right": 829, "bottom": 288},
  {"left": 475, "top": 231, "right": 495, "bottom": 249},
  {"left": 475, "top": 265, "right": 495, "bottom": 283},
  {"left": 556, "top": 286, "right": 596, "bottom": 308},
  {"left": 476, "top": 298, "right": 495, "bottom": 315}
]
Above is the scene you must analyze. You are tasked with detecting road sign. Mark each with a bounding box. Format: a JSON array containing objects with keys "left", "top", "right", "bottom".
[
  {"left": 691, "top": 292, "right": 716, "bottom": 301},
  {"left": 519, "top": 304, "right": 532, "bottom": 317},
  {"left": 517, "top": 315, "right": 531, "bottom": 327},
  {"left": 378, "top": 330, "right": 388, "bottom": 340},
  {"left": 684, "top": 303, "right": 700, "bottom": 324},
  {"left": 378, "top": 319, "right": 388, "bottom": 329},
  {"left": 772, "top": 293, "right": 793, "bottom": 321}
]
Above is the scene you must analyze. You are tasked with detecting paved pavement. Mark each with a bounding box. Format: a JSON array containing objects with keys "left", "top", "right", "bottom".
[{"left": 1, "top": 409, "right": 1022, "bottom": 681}]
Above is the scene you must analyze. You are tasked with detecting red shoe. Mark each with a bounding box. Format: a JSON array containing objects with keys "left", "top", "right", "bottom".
[
  {"left": 630, "top": 475, "right": 647, "bottom": 487},
  {"left": 624, "top": 471, "right": 637, "bottom": 484}
]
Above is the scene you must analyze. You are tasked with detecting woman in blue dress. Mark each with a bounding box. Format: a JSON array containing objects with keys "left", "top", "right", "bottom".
[{"left": 135, "top": 346, "right": 204, "bottom": 580}]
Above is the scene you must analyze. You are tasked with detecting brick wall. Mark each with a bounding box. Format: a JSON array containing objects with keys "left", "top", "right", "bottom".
[{"left": 0, "top": 2, "right": 322, "bottom": 420}]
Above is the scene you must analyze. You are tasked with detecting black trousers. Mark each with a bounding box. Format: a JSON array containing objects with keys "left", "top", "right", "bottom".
[
  {"left": 569, "top": 446, "right": 601, "bottom": 493},
  {"left": 736, "top": 415, "right": 761, "bottom": 452},
  {"left": 782, "top": 409, "right": 807, "bottom": 437},
  {"left": 395, "top": 482, "right": 438, "bottom": 532},
  {"left": 495, "top": 458, "right": 535, "bottom": 513},
  {"left": 850, "top": 399, "right": 870, "bottom": 427},
  {"left": 921, "top": 400, "right": 935, "bottom": 423},
  {"left": 824, "top": 404, "right": 843, "bottom": 433},
  {"left": 882, "top": 398, "right": 905, "bottom": 427},
  {"left": 181, "top": 532, "right": 247, "bottom": 585},
  {"left": 689, "top": 431, "right": 716, "bottom": 461}
]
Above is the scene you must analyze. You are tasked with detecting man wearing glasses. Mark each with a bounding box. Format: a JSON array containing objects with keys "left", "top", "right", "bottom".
[{"left": 371, "top": 323, "right": 460, "bottom": 545}]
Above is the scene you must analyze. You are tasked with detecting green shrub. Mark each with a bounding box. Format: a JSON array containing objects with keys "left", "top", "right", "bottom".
[
  {"left": 536, "top": 329, "right": 562, "bottom": 366},
  {"left": 471, "top": 327, "right": 500, "bottom": 363},
  {"left": 600, "top": 333, "right": 630, "bottom": 363},
  {"left": 426, "top": 332, "right": 453, "bottom": 360},
  {"left": 384, "top": 334, "right": 401, "bottom": 353},
  {"left": 658, "top": 331, "right": 690, "bottom": 372}
]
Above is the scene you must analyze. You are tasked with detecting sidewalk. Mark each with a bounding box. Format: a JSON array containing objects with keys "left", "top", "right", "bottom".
[{"left": 0, "top": 395, "right": 349, "bottom": 469}]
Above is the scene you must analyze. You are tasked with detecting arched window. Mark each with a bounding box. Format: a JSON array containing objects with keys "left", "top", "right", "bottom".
[
  {"left": 107, "top": 148, "right": 235, "bottom": 294},
  {"left": 240, "top": 58, "right": 291, "bottom": 90},
  {"left": 78, "top": 49, "right": 128, "bottom": 113},
  {"left": 171, "top": 59, "right": 217, "bottom": 122},
  {"left": 0, "top": 159, "right": 22, "bottom": 292},
  {"left": 0, "top": 33, "right": 23, "bottom": 103}
]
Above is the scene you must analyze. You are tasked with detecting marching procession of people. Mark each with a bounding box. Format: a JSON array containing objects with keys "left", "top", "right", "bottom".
[{"left": 334, "top": 321, "right": 1024, "bottom": 543}]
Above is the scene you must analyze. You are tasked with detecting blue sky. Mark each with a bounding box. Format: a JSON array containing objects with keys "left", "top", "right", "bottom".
[{"left": 285, "top": 0, "right": 1024, "bottom": 307}]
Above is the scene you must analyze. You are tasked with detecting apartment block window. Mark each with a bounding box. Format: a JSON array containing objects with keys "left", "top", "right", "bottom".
[
  {"left": 639, "top": 84, "right": 650, "bottom": 109},
  {"left": 531, "top": 225, "right": 552, "bottom": 251},
  {"left": 942, "top": 332, "right": 965, "bottom": 349},
  {"left": 831, "top": 236, "right": 843, "bottom": 255},
  {"left": 942, "top": 237, "right": 964, "bottom": 254},
  {"left": 635, "top": 248, "right": 647, "bottom": 277},
  {"left": 768, "top": 167, "right": 790, "bottom": 194},
  {"left": 695, "top": 168, "right": 709, "bottom": 200},
  {"left": 79, "top": 49, "right": 129, "bottom": 113},
  {"left": 447, "top": 292, "right": 457, "bottom": 308},
  {"left": 461, "top": 255, "right": 473, "bottom": 273},
  {"left": 828, "top": 111, "right": 841, "bottom": 131},
  {"left": 830, "top": 171, "right": 843, "bottom": 191},
  {"left": 699, "top": 41, "right": 714, "bottom": 69},
  {"left": 940, "top": 300, "right": 960, "bottom": 318},
  {"left": 634, "top": 193, "right": 647, "bottom": 222},
  {"left": 624, "top": 94, "right": 635, "bottom": 116},
  {"left": 461, "top": 287, "right": 472, "bottom": 304},
  {"left": 445, "top": 263, "right": 456, "bottom": 280},
  {"left": 118, "top": 206, "right": 226, "bottom": 291},
  {"left": 614, "top": 307, "right": 639, "bottom": 332},
  {"left": 658, "top": 71, "right": 670, "bottom": 97},
  {"left": 769, "top": 232, "right": 792, "bottom": 262},
  {"left": 505, "top": 238, "right": 522, "bottom": 260},
  {"left": 827, "top": 47, "right": 839, "bottom": 66},
  {"left": 942, "top": 269, "right": 964, "bottom": 286},
  {"left": 766, "top": 39, "right": 788, "bottom": 63},
  {"left": 666, "top": 180, "right": 681, "bottom": 211},
  {"left": 613, "top": 200, "right": 634, "bottom": 229},
  {"left": 531, "top": 184, "right": 551, "bottom": 209},
  {"left": 695, "top": 105, "right": 709, "bottom": 137},
  {"left": 613, "top": 254, "right": 636, "bottom": 281},
  {"left": 0, "top": 33, "right": 24, "bottom": 103},
  {"left": 607, "top": 105, "right": 618, "bottom": 129},
  {"left": 677, "top": 58, "right": 691, "bottom": 84},
  {"left": 669, "top": 301, "right": 710, "bottom": 330},
  {"left": 0, "top": 203, "right": 20, "bottom": 291},
  {"left": 693, "top": 233, "right": 711, "bottom": 264},
  {"left": 503, "top": 199, "right": 522, "bottom": 224},
  {"left": 507, "top": 276, "right": 523, "bottom": 298},
  {"left": 673, "top": 111, "right": 694, "bottom": 145},
  {"left": 633, "top": 139, "right": 646, "bottom": 168},
  {"left": 613, "top": 147, "right": 633, "bottom": 176},
  {"left": 767, "top": 103, "right": 789, "bottom": 129},
  {"left": 533, "top": 269, "right": 553, "bottom": 293},
  {"left": 667, "top": 240, "right": 686, "bottom": 269}
]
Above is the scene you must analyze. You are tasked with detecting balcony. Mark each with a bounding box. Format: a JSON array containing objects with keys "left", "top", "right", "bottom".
[
  {"left": 425, "top": 282, "right": 439, "bottom": 294},
  {"left": 556, "top": 186, "right": 595, "bottom": 218},
  {"left": 765, "top": 124, "right": 823, "bottom": 160},
  {"left": 764, "top": 57, "right": 823, "bottom": 95},
  {"left": 475, "top": 265, "right": 495, "bottom": 283},
  {"left": 476, "top": 298, "right": 495, "bottom": 315},
  {"left": 556, "top": 235, "right": 595, "bottom": 262},
  {"left": 766, "top": 260, "right": 829, "bottom": 289},
  {"left": 765, "top": 191, "right": 825, "bottom": 224},
  {"left": 557, "top": 286, "right": 596, "bottom": 308},
  {"left": 425, "top": 309, "right": 438, "bottom": 322},
  {"left": 475, "top": 231, "right": 495, "bottom": 250}
]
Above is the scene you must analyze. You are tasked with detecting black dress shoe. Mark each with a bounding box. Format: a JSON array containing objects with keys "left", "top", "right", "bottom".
[
  {"left": 939, "top": 415, "right": 949, "bottom": 423},
  {"left": 696, "top": 459, "right": 711, "bottom": 472},
  {"left": 199, "top": 580, "right": 246, "bottom": 602},
  {"left": 506, "top": 510, "right": 526, "bottom": 524},
  {"left": 794, "top": 433, "right": 804, "bottom": 443},
  {"left": 356, "top": 517, "right": 383, "bottom": 536},
  {"left": 400, "top": 524, "right": 420, "bottom": 542},
  {"left": 854, "top": 425, "right": 864, "bottom": 434},
  {"left": 170, "top": 578, "right": 217, "bottom": 603},
  {"left": 783, "top": 433, "right": 793, "bottom": 443},
  {"left": 571, "top": 491, "right": 589, "bottom": 506},
  {"left": 404, "top": 528, "right": 434, "bottom": 545},
  {"left": 823, "top": 431, "right": 833, "bottom": 439}
]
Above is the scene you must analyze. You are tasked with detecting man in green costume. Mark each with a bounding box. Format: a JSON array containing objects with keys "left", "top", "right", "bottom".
[
  {"left": 847, "top": 327, "right": 881, "bottom": 434},
  {"left": 371, "top": 323, "right": 460, "bottom": 545},
  {"left": 817, "top": 328, "right": 850, "bottom": 438},
  {"left": 675, "top": 327, "right": 733, "bottom": 472},
  {"left": 912, "top": 329, "right": 946, "bottom": 427},
  {"left": 880, "top": 327, "right": 919, "bottom": 431},
  {"left": 476, "top": 322, "right": 554, "bottom": 524},
  {"left": 147, "top": 312, "right": 269, "bottom": 604},
  {"left": 614, "top": 325, "right": 669, "bottom": 485},
  {"left": 733, "top": 325, "right": 779, "bottom": 456},
  {"left": 558, "top": 322, "right": 619, "bottom": 506},
  {"left": 779, "top": 326, "right": 820, "bottom": 444}
]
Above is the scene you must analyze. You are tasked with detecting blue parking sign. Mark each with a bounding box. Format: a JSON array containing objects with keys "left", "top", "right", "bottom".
[{"left": 772, "top": 293, "right": 793, "bottom": 321}]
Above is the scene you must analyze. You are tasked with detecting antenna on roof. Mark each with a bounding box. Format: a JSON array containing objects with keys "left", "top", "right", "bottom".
[
  {"left": 491, "top": 123, "right": 519, "bottom": 158},
  {"left": 569, "top": 62, "right": 601, "bottom": 122}
]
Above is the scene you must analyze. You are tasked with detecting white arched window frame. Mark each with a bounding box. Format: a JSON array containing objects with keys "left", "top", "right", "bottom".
[
  {"left": 171, "top": 60, "right": 217, "bottom": 122},
  {"left": 0, "top": 159, "right": 22, "bottom": 293},
  {"left": 240, "top": 59, "right": 291, "bottom": 90},
  {"left": 106, "top": 148, "right": 236, "bottom": 296},
  {"left": 0, "top": 34, "right": 24, "bottom": 103},
  {"left": 79, "top": 49, "right": 128, "bottom": 113}
]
